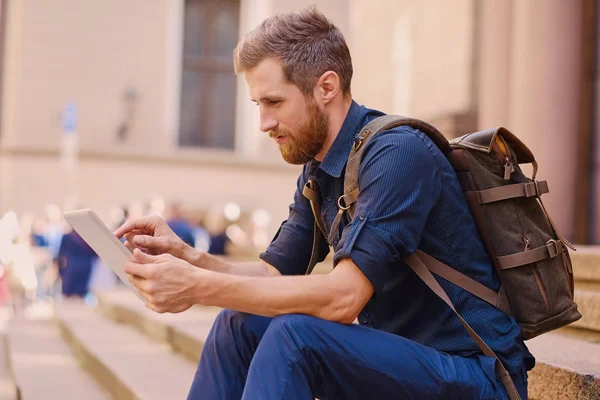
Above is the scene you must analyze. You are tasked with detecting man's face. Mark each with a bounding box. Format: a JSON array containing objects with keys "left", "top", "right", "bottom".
[{"left": 245, "top": 58, "right": 329, "bottom": 164}]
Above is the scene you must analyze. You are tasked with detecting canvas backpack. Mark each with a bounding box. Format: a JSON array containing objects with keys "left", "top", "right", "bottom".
[{"left": 302, "top": 115, "right": 582, "bottom": 400}]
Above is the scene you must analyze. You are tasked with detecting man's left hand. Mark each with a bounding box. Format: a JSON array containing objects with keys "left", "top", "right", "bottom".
[{"left": 124, "top": 248, "right": 203, "bottom": 314}]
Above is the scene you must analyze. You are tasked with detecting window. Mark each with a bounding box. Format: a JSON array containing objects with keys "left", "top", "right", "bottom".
[{"left": 179, "top": 0, "right": 240, "bottom": 149}]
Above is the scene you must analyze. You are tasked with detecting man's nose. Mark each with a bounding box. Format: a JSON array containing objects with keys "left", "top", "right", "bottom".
[{"left": 259, "top": 112, "right": 278, "bottom": 133}]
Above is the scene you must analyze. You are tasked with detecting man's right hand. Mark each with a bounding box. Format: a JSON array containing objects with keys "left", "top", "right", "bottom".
[{"left": 114, "top": 215, "right": 192, "bottom": 261}]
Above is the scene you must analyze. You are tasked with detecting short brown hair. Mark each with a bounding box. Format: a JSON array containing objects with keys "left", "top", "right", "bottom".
[{"left": 233, "top": 7, "right": 353, "bottom": 96}]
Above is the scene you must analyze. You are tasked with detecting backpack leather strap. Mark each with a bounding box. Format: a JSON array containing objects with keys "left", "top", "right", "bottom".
[
  {"left": 304, "top": 179, "right": 329, "bottom": 275},
  {"left": 415, "top": 250, "right": 502, "bottom": 311},
  {"left": 303, "top": 180, "right": 329, "bottom": 240},
  {"left": 497, "top": 240, "right": 562, "bottom": 270},
  {"left": 345, "top": 115, "right": 449, "bottom": 220},
  {"left": 326, "top": 189, "right": 360, "bottom": 245},
  {"left": 306, "top": 220, "right": 323, "bottom": 275},
  {"left": 405, "top": 253, "right": 522, "bottom": 400},
  {"left": 477, "top": 181, "right": 549, "bottom": 204}
]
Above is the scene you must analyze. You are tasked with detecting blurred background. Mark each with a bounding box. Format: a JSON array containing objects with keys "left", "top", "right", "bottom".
[{"left": 0, "top": 1, "right": 599, "bottom": 399}]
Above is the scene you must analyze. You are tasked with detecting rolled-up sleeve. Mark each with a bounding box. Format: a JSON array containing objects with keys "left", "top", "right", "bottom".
[
  {"left": 260, "top": 166, "right": 329, "bottom": 275},
  {"left": 333, "top": 128, "right": 442, "bottom": 293}
]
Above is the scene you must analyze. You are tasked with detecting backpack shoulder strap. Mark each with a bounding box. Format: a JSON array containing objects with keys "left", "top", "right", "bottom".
[
  {"left": 344, "top": 115, "right": 449, "bottom": 220},
  {"left": 303, "top": 179, "right": 329, "bottom": 275}
]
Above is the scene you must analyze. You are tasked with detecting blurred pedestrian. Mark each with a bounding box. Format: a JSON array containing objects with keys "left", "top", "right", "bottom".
[
  {"left": 165, "top": 202, "right": 196, "bottom": 248},
  {"left": 57, "top": 229, "right": 97, "bottom": 298}
]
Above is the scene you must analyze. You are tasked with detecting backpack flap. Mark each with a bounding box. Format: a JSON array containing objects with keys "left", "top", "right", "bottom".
[{"left": 452, "top": 127, "right": 539, "bottom": 179}]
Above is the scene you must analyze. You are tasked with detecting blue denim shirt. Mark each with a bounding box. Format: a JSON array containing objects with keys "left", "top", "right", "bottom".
[{"left": 260, "top": 101, "right": 534, "bottom": 374}]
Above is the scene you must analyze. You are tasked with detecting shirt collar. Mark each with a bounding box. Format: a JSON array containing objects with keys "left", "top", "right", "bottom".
[{"left": 317, "top": 100, "right": 367, "bottom": 178}]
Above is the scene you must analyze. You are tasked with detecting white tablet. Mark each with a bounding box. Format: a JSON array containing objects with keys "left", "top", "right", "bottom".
[{"left": 63, "top": 209, "right": 143, "bottom": 300}]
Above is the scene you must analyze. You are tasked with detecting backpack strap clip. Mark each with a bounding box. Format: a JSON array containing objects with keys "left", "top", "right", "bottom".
[{"left": 352, "top": 129, "right": 371, "bottom": 151}]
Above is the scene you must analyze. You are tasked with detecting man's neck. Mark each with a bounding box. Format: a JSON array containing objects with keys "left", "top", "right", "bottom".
[{"left": 314, "top": 96, "right": 353, "bottom": 162}]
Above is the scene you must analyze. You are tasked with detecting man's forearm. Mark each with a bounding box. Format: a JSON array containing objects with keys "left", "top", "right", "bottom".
[
  {"left": 184, "top": 248, "right": 274, "bottom": 277},
  {"left": 194, "top": 270, "right": 355, "bottom": 323}
]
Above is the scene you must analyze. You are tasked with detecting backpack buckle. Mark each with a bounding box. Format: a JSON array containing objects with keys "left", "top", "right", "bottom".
[
  {"left": 534, "top": 180, "right": 542, "bottom": 197},
  {"left": 353, "top": 130, "right": 370, "bottom": 151},
  {"left": 337, "top": 195, "right": 352, "bottom": 211},
  {"left": 547, "top": 239, "right": 560, "bottom": 258},
  {"left": 524, "top": 180, "right": 544, "bottom": 197}
]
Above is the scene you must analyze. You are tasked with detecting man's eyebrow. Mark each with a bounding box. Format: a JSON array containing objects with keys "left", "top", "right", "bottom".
[{"left": 251, "top": 95, "right": 283, "bottom": 103}]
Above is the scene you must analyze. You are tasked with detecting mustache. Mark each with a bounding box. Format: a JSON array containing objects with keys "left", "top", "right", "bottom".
[{"left": 269, "top": 128, "right": 289, "bottom": 139}]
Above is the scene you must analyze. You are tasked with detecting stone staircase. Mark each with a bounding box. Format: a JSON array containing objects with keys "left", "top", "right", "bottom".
[{"left": 0, "top": 247, "right": 598, "bottom": 399}]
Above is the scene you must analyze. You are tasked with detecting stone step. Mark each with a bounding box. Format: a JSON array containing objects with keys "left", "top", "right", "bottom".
[
  {"left": 55, "top": 299, "right": 197, "bottom": 399},
  {"left": 96, "top": 290, "right": 220, "bottom": 364},
  {"left": 527, "top": 333, "right": 600, "bottom": 400},
  {"left": 8, "top": 314, "right": 110, "bottom": 400},
  {"left": 571, "top": 245, "right": 600, "bottom": 284},
  {"left": 557, "top": 326, "right": 600, "bottom": 344},
  {"left": 97, "top": 288, "right": 599, "bottom": 399},
  {"left": 573, "top": 286, "right": 600, "bottom": 333}
]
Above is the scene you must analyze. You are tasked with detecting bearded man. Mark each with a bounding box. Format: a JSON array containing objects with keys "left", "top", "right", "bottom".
[{"left": 116, "top": 7, "right": 532, "bottom": 400}]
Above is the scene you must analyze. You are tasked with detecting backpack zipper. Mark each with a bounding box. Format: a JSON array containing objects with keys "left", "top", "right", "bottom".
[
  {"left": 503, "top": 156, "right": 514, "bottom": 180},
  {"left": 495, "top": 135, "right": 514, "bottom": 180}
]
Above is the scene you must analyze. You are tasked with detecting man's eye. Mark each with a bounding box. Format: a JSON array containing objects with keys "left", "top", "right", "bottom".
[{"left": 268, "top": 100, "right": 281, "bottom": 105}]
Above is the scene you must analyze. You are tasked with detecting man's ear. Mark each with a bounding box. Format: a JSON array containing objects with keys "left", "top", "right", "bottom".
[{"left": 314, "top": 71, "right": 341, "bottom": 105}]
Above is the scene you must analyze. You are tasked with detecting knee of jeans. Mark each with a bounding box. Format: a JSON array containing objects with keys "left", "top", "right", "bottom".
[
  {"left": 264, "top": 314, "right": 320, "bottom": 347},
  {"left": 211, "top": 309, "right": 267, "bottom": 344}
]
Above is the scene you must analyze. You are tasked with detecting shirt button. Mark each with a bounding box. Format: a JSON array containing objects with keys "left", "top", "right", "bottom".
[
  {"left": 326, "top": 196, "right": 332, "bottom": 202},
  {"left": 361, "top": 316, "right": 369, "bottom": 325},
  {"left": 359, "top": 214, "right": 365, "bottom": 220}
]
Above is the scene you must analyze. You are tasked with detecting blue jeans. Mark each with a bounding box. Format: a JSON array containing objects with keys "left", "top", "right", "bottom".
[{"left": 187, "top": 310, "right": 527, "bottom": 399}]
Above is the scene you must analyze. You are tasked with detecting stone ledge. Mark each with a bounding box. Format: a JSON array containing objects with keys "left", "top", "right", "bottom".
[
  {"left": 527, "top": 333, "right": 600, "bottom": 399},
  {"left": 571, "top": 245, "right": 600, "bottom": 283},
  {"left": 96, "top": 290, "right": 218, "bottom": 363},
  {"left": 528, "top": 363, "right": 599, "bottom": 400},
  {"left": 557, "top": 326, "right": 600, "bottom": 344},
  {"left": 9, "top": 315, "right": 109, "bottom": 400},
  {"left": 55, "top": 300, "right": 196, "bottom": 400},
  {"left": 573, "top": 289, "right": 600, "bottom": 332}
]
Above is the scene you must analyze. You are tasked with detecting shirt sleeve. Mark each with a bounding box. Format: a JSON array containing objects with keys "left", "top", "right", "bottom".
[
  {"left": 260, "top": 166, "right": 329, "bottom": 275},
  {"left": 333, "top": 128, "right": 442, "bottom": 293}
]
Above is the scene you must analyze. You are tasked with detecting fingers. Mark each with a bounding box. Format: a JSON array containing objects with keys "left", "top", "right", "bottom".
[
  {"left": 145, "top": 301, "right": 166, "bottom": 314},
  {"left": 114, "top": 215, "right": 163, "bottom": 238},
  {"left": 123, "top": 240, "right": 137, "bottom": 253},
  {"left": 128, "top": 274, "right": 156, "bottom": 294},
  {"left": 124, "top": 261, "right": 145, "bottom": 278},
  {"left": 124, "top": 254, "right": 160, "bottom": 279},
  {"left": 132, "top": 235, "right": 171, "bottom": 252},
  {"left": 123, "top": 230, "right": 143, "bottom": 244},
  {"left": 122, "top": 230, "right": 152, "bottom": 255},
  {"left": 133, "top": 248, "right": 161, "bottom": 264},
  {"left": 128, "top": 277, "right": 166, "bottom": 314},
  {"left": 123, "top": 240, "right": 149, "bottom": 254}
]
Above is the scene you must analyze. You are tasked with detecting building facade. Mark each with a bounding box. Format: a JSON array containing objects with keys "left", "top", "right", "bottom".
[{"left": 0, "top": 0, "right": 597, "bottom": 243}]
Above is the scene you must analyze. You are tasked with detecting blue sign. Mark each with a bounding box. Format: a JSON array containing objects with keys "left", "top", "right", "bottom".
[{"left": 63, "top": 102, "right": 77, "bottom": 133}]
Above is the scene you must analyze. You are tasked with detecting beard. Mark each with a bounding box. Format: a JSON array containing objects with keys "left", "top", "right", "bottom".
[{"left": 269, "top": 99, "right": 329, "bottom": 165}]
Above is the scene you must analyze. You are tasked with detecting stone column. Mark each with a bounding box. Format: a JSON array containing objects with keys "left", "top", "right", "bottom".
[
  {"left": 508, "top": 0, "right": 584, "bottom": 240},
  {"left": 592, "top": 6, "right": 600, "bottom": 243},
  {"left": 477, "top": 0, "right": 512, "bottom": 129}
]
